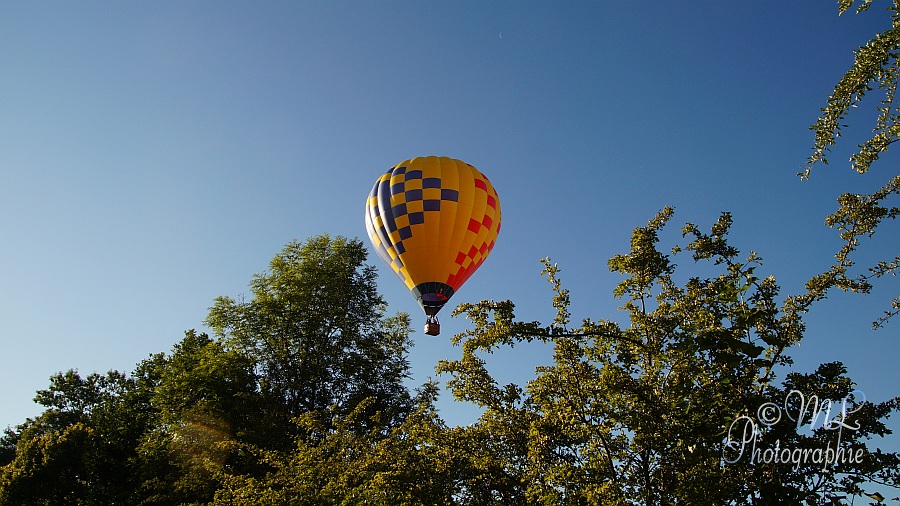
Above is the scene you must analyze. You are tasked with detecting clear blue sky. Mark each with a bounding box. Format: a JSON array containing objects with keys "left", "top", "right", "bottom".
[{"left": 2, "top": 1, "right": 897, "bottom": 435}]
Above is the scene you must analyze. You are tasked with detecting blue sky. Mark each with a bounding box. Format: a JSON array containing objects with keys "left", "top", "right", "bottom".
[{"left": 1, "top": 1, "right": 898, "bottom": 436}]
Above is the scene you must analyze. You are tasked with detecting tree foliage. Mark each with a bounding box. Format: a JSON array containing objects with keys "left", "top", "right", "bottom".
[
  {"left": 1, "top": 222, "right": 898, "bottom": 504},
  {"left": 0, "top": 235, "right": 416, "bottom": 505},
  {"left": 436, "top": 209, "right": 899, "bottom": 505},
  {"left": 205, "top": 235, "right": 414, "bottom": 439},
  {"left": 804, "top": 0, "right": 900, "bottom": 328}
]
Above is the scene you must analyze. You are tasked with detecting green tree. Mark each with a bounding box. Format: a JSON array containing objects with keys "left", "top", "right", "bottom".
[
  {"left": 0, "top": 332, "right": 261, "bottom": 505},
  {"left": 435, "top": 209, "right": 900, "bottom": 505},
  {"left": 1, "top": 235, "right": 417, "bottom": 504},
  {"left": 205, "top": 235, "right": 414, "bottom": 445},
  {"left": 0, "top": 423, "right": 95, "bottom": 505},
  {"left": 804, "top": 0, "right": 900, "bottom": 328},
  {"left": 0, "top": 430, "right": 17, "bottom": 468},
  {"left": 210, "top": 384, "right": 459, "bottom": 506},
  {"left": 0, "top": 367, "right": 155, "bottom": 505},
  {"left": 135, "top": 330, "right": 261, "bottom": 505}
]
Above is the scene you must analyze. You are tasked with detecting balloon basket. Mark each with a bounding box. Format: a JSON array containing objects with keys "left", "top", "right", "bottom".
[{"left": 424, "top": 319, "right": 441, "bottom": 336}]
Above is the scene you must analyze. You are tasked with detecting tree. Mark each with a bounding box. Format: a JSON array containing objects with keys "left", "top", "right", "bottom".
[
  {"left": 210, "top": 384, "right": 461, "bottom": 506},
  {"left": 0, "top": 235, "right": 418, "bottom": 504},
  {"left": 205, "top": 235, "right": 414, "bottom": 445},
  {"left": 206, "top": 213, "right": 900, "bottom": 505},
  {"left": 135, "top": 330, "right": 261, "bottom": 505},
  {"left": 4, "top": 216, "right": 895, "bottom": 504},
  {"left": 0, "top": 423, "right": 95, "bottom": 505},
  {"left": 0, "top": 430, "right": 17, "bottom": 469},
  {"left": 435, "top": 209, "right": 900, "bottom": 505},
  {"left": 803, "top": 0, "right": 900, "bottom": 328},
  {"left": 0, "top": 368, "right": 154, "bottom": 505}
]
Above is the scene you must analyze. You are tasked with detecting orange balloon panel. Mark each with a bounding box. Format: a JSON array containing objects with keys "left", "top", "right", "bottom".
[{"left": 364, "top": 156, "right": 501, "bottom": 316}]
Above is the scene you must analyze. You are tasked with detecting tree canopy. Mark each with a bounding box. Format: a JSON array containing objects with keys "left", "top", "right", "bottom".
[
  {"left": 804, "top": 0, "right": 900, "bottom": 329},
  {"left": 2, "top": 221, "right": 898, "bottom": 505},
  {"left": 1, "top": 235, "right": 417, "bottom": 505}
]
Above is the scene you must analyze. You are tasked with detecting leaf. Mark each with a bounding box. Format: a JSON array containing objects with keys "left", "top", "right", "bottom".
[{"left": 867, "top": 491, "right": 885, "bottom": 503}]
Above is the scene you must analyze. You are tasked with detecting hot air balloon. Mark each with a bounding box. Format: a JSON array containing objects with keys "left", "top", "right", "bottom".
[{"left": 364, "top": 156, "right": 501, "bottom": 336}]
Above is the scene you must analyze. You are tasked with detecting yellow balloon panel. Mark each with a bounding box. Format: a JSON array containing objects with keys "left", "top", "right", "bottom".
[{"left": 364, "top": 156, "right": 501, "bottom": 316}]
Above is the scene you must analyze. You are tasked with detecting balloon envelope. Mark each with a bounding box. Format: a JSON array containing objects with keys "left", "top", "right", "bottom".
[{"left": 365, "top": 156, "right": 501, "bottom": 316}]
